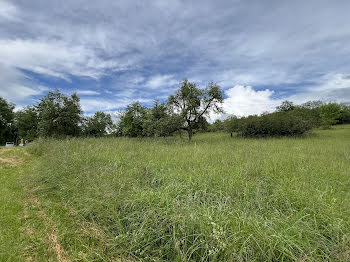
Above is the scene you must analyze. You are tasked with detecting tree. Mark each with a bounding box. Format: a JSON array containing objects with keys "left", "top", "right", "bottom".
[
  {"left": 83, "top": 112, "right": 115, "bottom": 137},
  {"left": 36, "top": 89, "right": 82, "bottom": 137},
  {"left": 208, "top": 119, "right": 225, "bottom": 132},
  {"left": 117, "top": 102, "right": 148, "bottom": 137},
  {"left": 0, "top": 97, "right": 15, "bottom": 144},
  {"left": 224, "top": 115, "right": 239, "bottom": 136},
  {"left": 142, "top": 100, "right": 182, "bottom": 137},
  {"left": 338, "top": 103, "right": 350, "bottom": 124},
  {"left": 319, "top": 103, "right": 341, "bottom": 128},
  {"left": 15, "top": 106, "right": 39, "bottom": 141},
  {"left": 276, "top": 100, "right": 295, "bottom": 112},
  {"left": 168, "top": 79, "right": 224, "bottom": 140},
  {"left": 301, "top": 100, "right": 324, "bottom": 110}
]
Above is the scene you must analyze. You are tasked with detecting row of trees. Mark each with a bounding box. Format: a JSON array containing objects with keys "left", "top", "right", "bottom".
[
  {"left": 118, "top": 79, "right": 223, "bottom": 139},
  {"left": 0, "top": 90, "right": 115, "bottom": 144},
  {"left": 0, "top": 79, "right": 223, "bottom": 143},
  {"left": 1, "top": 79, "right": 350, "bottom": 143}
]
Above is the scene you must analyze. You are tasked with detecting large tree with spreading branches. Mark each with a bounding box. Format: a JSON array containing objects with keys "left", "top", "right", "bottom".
[{"left": 168, "top": 79, "right": 224, "bottom": 140}]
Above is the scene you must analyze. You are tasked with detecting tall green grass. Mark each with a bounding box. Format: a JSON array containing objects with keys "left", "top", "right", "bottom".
[
  {"left": 0, "top": 148, "right": 27, "bottom": 261},
  {"left": 27, "top": 126, "right": 350, "bottom": 261}
]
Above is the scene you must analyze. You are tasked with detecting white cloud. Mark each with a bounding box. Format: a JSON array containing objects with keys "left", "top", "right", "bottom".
[
  {"left": 145, "top": 75, "right": 178, "bottom": 89},
  {"left": 0, "top": 1, "right": 18, "bottom": 21},
  {"left": 80, "top": 97, "right": 152, "bottom": 112},
  {"left": 130, "top": 76, "right": 145, "bottom": 85},
  {"left": 288, "top": 74, "right": 350, "bottom": 104},
  {"left": 0, "top": 63, "right": 48, "bottom": 102},
  {"left": 0, "top": 84, "right": 48, "bottom": 100},
  {"left": 223, "top": 85, "right": 280, "bottom": 117},
  {"left": 0, "top": 39, "right": 122, "bottom": 80},
  {"left": 220, "top": 73, "right": 350, "bottom": 119},
  {"left": 76, "top": 90, "right": 100, "bottom": 96},
  {"left": 80, "top": 98, "right": 125, "bottom": 112}
]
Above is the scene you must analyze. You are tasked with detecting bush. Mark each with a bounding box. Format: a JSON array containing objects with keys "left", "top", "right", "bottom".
[
  {"left": 208, "top": 120, "right": 225, "bottom": 132},
  {"left": 319, "top": 103, "right": 341, "bottom": 128},
  {"left": 337, "top": 103, "right": 350, "bottom": 124},
  {"left": 230, "top": 109, "right": 317, "bottom": 137}
]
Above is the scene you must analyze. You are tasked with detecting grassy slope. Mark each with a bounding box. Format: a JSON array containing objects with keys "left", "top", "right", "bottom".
[
  {"left": 25, "top": 125, "right": 350, "bottom": 261},
  {"left": 0, "top": 148, "right": 111, "bottom": 262},
  {"left": 0, "top": 148, "right": 28, "bottom": 261}
]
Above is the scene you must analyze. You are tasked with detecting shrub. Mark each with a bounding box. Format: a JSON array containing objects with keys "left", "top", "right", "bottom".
[
  {"left": 230, "top": 109, "right": 316, "bottom": 137},
  {"left": 337, "top": 103, "right": 350, "bottom": 124},
  {"left": 319, "top": 103, "right": 341, "bottom": 128}
]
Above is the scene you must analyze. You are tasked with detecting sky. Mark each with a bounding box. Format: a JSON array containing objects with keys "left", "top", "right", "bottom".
[{"left": 1, "top": 0, "right": 350, "bottom": 119}]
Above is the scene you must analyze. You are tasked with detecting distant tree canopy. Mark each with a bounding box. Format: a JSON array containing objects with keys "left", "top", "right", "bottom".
[
  {"left": 168, "top": 79, "right": 224, "bottom": 140},
  {"left": 37, "top": 89, "right": 83, "bottom": 138},
  {"left": 82, "top": 111, "right": 116, "bottom": 137},
  {"left": 117, "top": 102, "right": 148, "bottom": 137},
  {"left": 142, "top": 100, "right": 183, "bottom": 137},
  {"left": 223, "top": 100, "right": 350, "bottom": 137},
  {"left": 1, "top": 81, "right": 350, "bottom": 144},
  {"left": 227, "top": 110, "right": 316, "bottom": 137},
  {"left": 276, "top": 100, "right": 295, "bottom": 112},
  {"left": 117, "top": 101, "right": 183, "bottom": 138},
  {"left": 116, "top": 79, "right": 223, "bottom": 140},
  {"left": 0, "top": 97, "right": 15, "bottom": 144},
  {"left": 338, "top": 103, "right": 350, "bottom": 124},
  {"left": 319, "top": 103, "right": 341, "bottom": 128},
  {"left": 208, "top": 119, "right": 225, "bottom": 132},
  {"left": 15, "top": 106, "right": 39, "bottom": 141}
]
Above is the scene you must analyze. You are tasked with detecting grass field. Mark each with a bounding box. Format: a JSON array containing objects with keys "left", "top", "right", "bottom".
[{"left": 1, "top": 126, "right": 350, "bottom": 261}]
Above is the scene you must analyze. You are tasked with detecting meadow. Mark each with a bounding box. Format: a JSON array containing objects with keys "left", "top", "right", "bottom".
[{"left": 1, "top": 126, "right": 350, "bottom": 261}]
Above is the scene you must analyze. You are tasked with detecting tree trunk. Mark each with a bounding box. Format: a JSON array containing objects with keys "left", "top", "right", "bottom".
[{"left": 187, "top": 128, "right": 193, "bottom": 140}]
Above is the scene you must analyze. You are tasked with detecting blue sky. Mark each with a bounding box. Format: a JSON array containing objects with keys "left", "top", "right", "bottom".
[{"left": 1, "top": 0, "right": 350, "bottom": 117}]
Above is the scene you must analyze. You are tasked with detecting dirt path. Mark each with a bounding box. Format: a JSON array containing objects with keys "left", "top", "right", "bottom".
[
  {"left": 0, "top": 148, "right": 31, "bottom": 261},
  {"left": 0, "top": 147, "right": 69, "bottom": 261},
  {"left": 23, "top": 194, "right": 70, "bottom": 262},
  {"left": 0, "top": 148, "right": 24, "bottom": 165}
]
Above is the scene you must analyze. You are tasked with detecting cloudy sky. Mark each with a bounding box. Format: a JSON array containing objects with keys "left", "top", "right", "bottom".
[{"left": 1, "top": 0, "right": 350, "bottom": 118}]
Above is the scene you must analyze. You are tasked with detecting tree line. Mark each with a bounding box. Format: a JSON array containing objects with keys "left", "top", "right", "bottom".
[
  {"left": 212, "top": 100, "right": 350, "bottom": 137},
  {"left": 1, "top": 79, "right": 350, "bottom": 144},
  {"left": 0, "top": 79, "right": 223, "bottom": 143}
]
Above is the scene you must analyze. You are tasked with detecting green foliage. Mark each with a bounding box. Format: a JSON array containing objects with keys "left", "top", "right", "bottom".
[
  {"left": 117, "top": 101, "right": 183, "bottom": 138},
  {"left": 117, "top": 102, "right": 148, "bottom": 137},
  {"left": 83, "top": 111, "right": 115, "bottom": 137},
  {"left": 226, "top": 105, "right": 319, "bottom": 137},
  {"left": 276, "top": 100, "right": 295, "bottom": 112},
  {"left": 0, "top": 97, "right": 15, "bottom": 144},
  {"left": 208, "top": 119, "right": 225, "bottom": 132},
  {"left": 168, "top": 79, "right": 224, "bottom": 139},
  {"left": 15, "top": 106, "right": 39, "bottom": 140},
  {"left": 142, "top": 100, "right": 183, "bottom": 137},
  {"left": 337, "top": 103, "right": 350, "bottom": 124},
  {"left": 36, "top": 89, "right": 83, "bottom": 138},
  {"left": 2, "top": 88, "right": 350, "bottom": 143},
  {"left": 301, "top": 100, "right": 324, "bottom": 109},
  {"left": 224, "top": 115, "right": 239, "bottom": 133},
  {"left": 319, "top": 103, "right": 341, "bottom": 128}
]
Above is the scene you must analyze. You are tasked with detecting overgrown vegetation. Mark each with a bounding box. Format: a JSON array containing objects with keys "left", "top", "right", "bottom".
[{"left": 23, "top": 126, "right": 350, "bottom": 261}]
